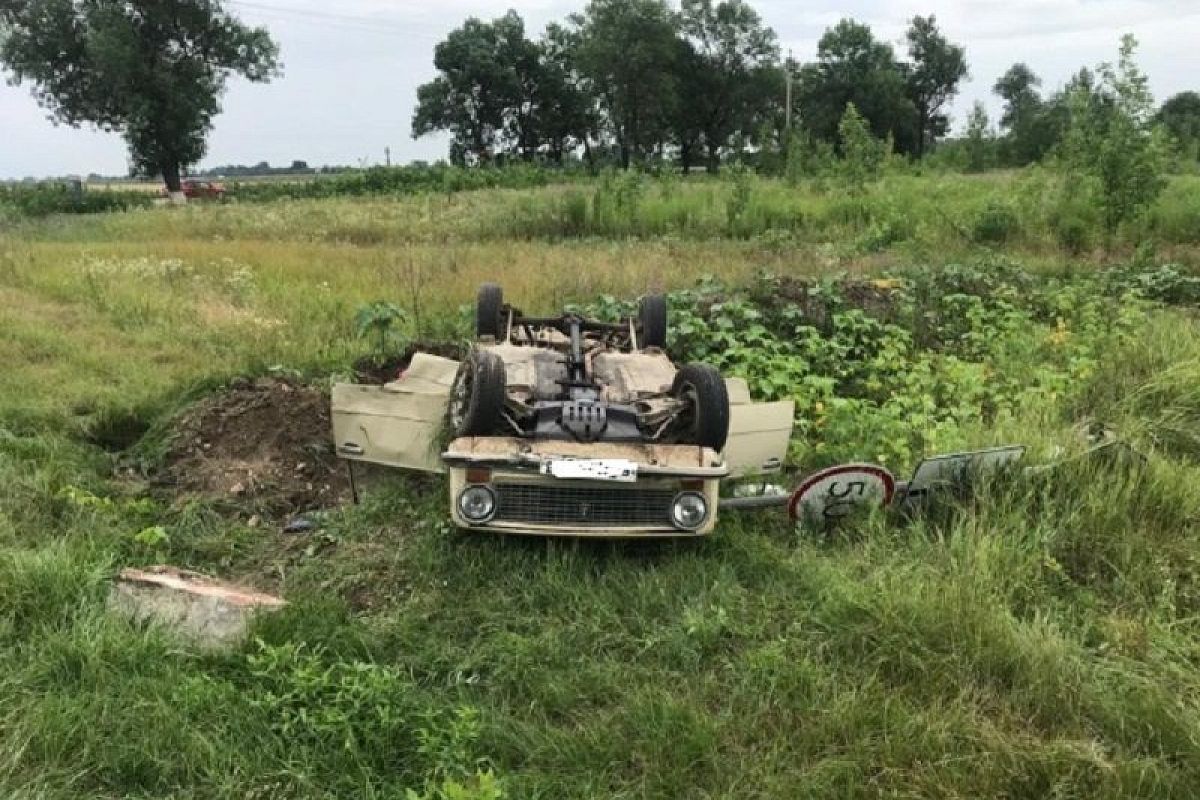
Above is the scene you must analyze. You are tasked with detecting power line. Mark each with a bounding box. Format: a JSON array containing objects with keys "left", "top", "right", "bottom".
[{"left": 227, "top": 0, "right": 441, "bottom": 39}]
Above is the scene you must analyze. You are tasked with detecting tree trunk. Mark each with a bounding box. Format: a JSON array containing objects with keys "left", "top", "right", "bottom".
[
  {"left": 583, "top": 138, "right": 597, "bottom": 174},
  {"left": 161, "top": 161, "right": 185, "bottom": 205},
  {"left": 161, "top": 161, "right": 182, "bottom": 193},
  {"left": 914, "top": 106, "right": 928, "bottom": 158},
  {"left": 706, "top": 143, "right": 720, "bottom": 174}
]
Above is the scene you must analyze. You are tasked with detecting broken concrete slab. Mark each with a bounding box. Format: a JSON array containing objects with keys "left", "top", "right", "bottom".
[{"left": 108, "top": 566, "right": 285, "bottom": 649}]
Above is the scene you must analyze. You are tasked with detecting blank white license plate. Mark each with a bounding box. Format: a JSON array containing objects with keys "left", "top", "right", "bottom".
[{"left": 541, "top": 458, "right": 639, "bottom": 482}]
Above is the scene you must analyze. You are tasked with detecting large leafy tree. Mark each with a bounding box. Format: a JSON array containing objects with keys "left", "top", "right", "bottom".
[
  {"left": 536, "top": 23, "right": 601, "bottom": 165},
  {"left": 676, "top": 0, "right": 780, "bottom": 171},
  {"left": 0, "top": 0, "right": 278, "bottom": 192},
  {"left": 904, "top": 15, "right": 967, "bottom": 157},
  {"left": 795, "top": 20, "right": 916, "bottom": 155},
  {"left": 412, "top": 11, "right": 539, "bottom": 165},
  {"left": 992, "top": 63, "right": 1056, "bottom": 165},
  {"left": 1156, "top": 91, "right": 1200, "bottom": 158},
  {"left": 992, "top": 63, "right": 1089, "bottom": 166},
  {"left": 573, "top": 0, "right": 678, "bottom": 168},
  {"left": 993, "top": 63, "right": 1041, "bottom": 130}
]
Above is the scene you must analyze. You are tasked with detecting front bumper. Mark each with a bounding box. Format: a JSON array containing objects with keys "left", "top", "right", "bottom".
[{"left": 444, "top": 437, "right": 725, "bottom": 537}]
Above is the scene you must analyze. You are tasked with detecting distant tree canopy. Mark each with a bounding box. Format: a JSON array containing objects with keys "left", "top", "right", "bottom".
[
  {"left": 675, "top": 0, "right": 781, "bottom": 171},
  {"left": 414, "top": 4, "right": 972, "bottom": 167},
  {"left": 408, "top": 2, "right": 1194, "bottom": 173},
  {"left": 1156, "top": 91, "right": 1200, "bottom": 158},
  {"left": 0, "top": 0, "right": 279, "bottom": 191},
  {"left": 905, "top": 15, "right": 968, "bottom": 157},
  {"left": 795, "top": 19, "right": 916, "bottom": 154}
]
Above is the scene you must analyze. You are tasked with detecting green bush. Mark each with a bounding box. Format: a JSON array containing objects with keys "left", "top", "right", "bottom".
[
  {"left": 971, "top": 200, "right": 1020, "bottom": 244},
  {"left": 231, "top": 163, "right": 566, "bottom": 203},
  {"left": 0, "top": 183, "right": 151, "bottom": 218},
  {"left": 587, "top": 263, "right": 1150, "bottom": 469},
  {"left": 1105, "top": 262, "right": 1200, "bottom": 306}
]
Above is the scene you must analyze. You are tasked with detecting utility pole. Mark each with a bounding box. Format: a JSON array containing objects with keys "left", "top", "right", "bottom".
[
  {"left": 385, "top": 146, "right": 392, "bottom": 167},
  {"left": 785, "top": 49, "right": 794, "bottom": 135}
]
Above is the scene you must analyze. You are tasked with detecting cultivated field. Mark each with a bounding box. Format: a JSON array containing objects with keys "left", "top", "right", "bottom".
[{"left": 3, "top": 171, "right": 1200, "bottom": 798}]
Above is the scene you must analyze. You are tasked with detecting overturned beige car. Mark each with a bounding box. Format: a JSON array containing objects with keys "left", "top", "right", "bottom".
[{"left": 332, "top": 285, "right": 793, "bottom": 537}]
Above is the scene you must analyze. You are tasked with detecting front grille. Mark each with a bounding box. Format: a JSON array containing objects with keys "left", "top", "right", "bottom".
[{"left": 493, "top": 483, "right": 676, "bottom": 527}]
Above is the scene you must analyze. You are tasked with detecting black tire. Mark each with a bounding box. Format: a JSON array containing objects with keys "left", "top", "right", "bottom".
[
  {"left": 671, "top": 363, "right": 730, "bottom": 451},
  {"left": 638, "top": 294, "right": 668, "bottom": 350},
  {"left": 449, "top": 349, "right": 508, "bottom": 436},
  {"left": 476, "top": 283, "right": 505, "bottom": 340}
]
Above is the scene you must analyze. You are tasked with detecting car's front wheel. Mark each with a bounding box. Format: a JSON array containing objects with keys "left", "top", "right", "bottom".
[
  {"left": 476, "top": 283, "right": 505, "bottom": 340},
  {"left": 449, "top": 349, "right": 508, "bottom": 437},
  {"left": 638, "top": 294, "right": 668, "bottom": 349}
]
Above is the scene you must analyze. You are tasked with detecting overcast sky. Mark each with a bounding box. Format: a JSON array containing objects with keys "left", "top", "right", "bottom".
[{"left": 2, "top": 0, "right": 1199, "bottom": 179}]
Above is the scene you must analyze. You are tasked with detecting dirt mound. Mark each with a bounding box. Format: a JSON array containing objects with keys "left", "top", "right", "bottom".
[{"left": 159, "top": 377, "right": 348, "bottom": 515}]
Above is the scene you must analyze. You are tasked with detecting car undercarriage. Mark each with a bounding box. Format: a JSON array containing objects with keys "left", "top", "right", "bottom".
[{"left": 448, "top": 284, "right": 731, "bottom": 451}]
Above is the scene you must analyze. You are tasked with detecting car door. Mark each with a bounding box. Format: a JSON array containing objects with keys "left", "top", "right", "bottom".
[
  {"left": 723, "top": 377, "right": 795, "bottom": 477},
  {"left": 330, "top": 354, "right": 459, "bottom": 473}
]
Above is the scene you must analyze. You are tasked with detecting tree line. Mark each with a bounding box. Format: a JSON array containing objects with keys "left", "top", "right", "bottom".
[
  {"left": 955, "top": 66, "right": 1200, "bottom": 171},
  {"left": 2, "top": 1, "right": 1198, "bottom": 192},
  {"left": 412, "top": 1, "right": 968, "bottom": 170},
  {"left": 414, "top": 0, "right": 1200, "bottom": 173}
]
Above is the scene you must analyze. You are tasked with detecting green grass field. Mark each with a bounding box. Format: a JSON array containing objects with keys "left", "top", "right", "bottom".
[{"left": 3, "top": 171, "right": 1200, "bottom": 798}]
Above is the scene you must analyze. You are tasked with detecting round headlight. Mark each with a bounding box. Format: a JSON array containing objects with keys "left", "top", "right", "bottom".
[
  {"left": 671, "top": 491, "right": 709, "bottom": 531},
  {"left": 458, "top": 485, "right": 497, "bottom": 524}
]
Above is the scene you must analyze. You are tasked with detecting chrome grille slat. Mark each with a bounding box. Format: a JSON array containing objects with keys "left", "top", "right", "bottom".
[{"left": 494, "top": 483, "right": 675, "bottom": 527}]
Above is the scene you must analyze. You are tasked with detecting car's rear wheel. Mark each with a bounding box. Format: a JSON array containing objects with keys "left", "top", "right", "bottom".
[
  {"left": 671, "top": 363, "right": 730, "bottom": 451},
  {"left": 449, "top": 349, "right": 507, "bottom": 437},
  {"left": 638, "top": 294, "right": 668, "bottom": 349},
  {"left": 476, "top": 283, "right": 505, "bottom": 340}
]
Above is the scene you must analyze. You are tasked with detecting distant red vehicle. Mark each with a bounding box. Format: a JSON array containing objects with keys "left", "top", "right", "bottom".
[{"left": 159, "top": 179, "right": 227, "bottom": 201}]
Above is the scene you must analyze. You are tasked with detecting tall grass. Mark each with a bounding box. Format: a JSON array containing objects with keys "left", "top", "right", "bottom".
[
  {"left": 15, "top": 170, "right": 1198, "bottom": 263},
  {"left": 2, "top": 178, "right": 1200, "bottom": 797}
]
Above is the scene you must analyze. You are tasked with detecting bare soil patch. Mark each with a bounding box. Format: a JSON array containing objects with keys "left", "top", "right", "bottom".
[{"left": 159, "top": 377, "right": 348, "bottom": 515}]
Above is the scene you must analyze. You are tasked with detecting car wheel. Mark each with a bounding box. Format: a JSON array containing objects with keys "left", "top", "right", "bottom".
[
  {"left": 449, "top": 349, "right": 507, "bottom": 437},
  {"left": 638, "top": 294, "right": 668, "bottom": 349},
  {"left": 671, "top": 363, "right": 730, "bottom": 451},
  {"left": 476, "top": 283, "right": 505, "bottom": 340}
]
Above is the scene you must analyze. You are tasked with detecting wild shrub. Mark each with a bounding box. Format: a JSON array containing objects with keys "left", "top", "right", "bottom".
[
  {"left": 1104, "top": 262, "right": 1200, "bottom": 306},
  {"left": 1059, "top": 35, "right": 1168, "bottom": 235},
  {"left": 837, "top": 103, "right": 888, "bottom": 192},
  {"left": 725, "top": 164, "right": 755, "bottom": 236},
  {"left": 590, "top": 169, "right": 646, "bottom": 235},
  {"left": 971, "top": 199, "right": 1021, "bottom": 244},
  {"left": 785, "top": 131, "right": 835, "bottom": 185},
  {"left": 354, "top": 301, "right": 408, "bottom": 360},
  {"left": 651, "top": 262, "right": 1144, "bottom": 468},
  {"left": 963, "top": 101, "right": 995, "bottom": 173}
]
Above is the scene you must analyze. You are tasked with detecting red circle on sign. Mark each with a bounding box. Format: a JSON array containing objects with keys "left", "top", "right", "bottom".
[{"left": 788, "top": 463, "right": 896, "bottom": 522}]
